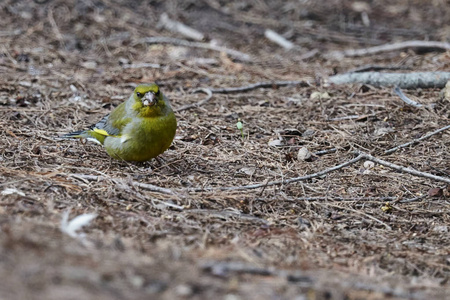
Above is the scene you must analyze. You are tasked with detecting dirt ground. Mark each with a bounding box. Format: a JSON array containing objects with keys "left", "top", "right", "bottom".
[{"left": 1, "top": 0, "right": 449, "bottom": 299}]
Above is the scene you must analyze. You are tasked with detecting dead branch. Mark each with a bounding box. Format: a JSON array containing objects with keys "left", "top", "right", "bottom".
[
  {"left": 398, "top": 195, "right": 428, "bottom": 203},
  {"left": 208, "top": 80, "right": 308, "bottom": 94},
  {"left": 185, "top": 209, "right": 268, "bottom": 224},
  {"left": 201, "top": 261, "right": 277, "bottom": 277},
  {"left": 158, "top": 13, "right": 205, "bottom": 41},
  {"left": 151, "top": 199, "right": 184, "bottom": 211},
  {"left": 202, "top": 260, "right": 315, "bottom": 284},
  {"left": 328, "top": 40, "right": 450, "bottom": 59},
  {"left": 0, "top": 29, "right": 22, "bottom": 37},
  {"left": 384, "top": 124, "right": 450, "bottom": 155},
  {"left": 289, "top": 196, "right": 397, "bottom": 202},
  {"left": 359, "top": 153, "right": 450, "bottom": 184},
  {"left": 393, "top": 86, "right": 423, "bottom": 107},
  {"left": 313, "top": 148, "right": 337, "bottom": 156},
  {"left": 122, "top": 63, "right": 161, "bottom": 69},
  {"left": 298, "top": 48, "right": 320, "bottom": 60},
  {"left": 201, "top": 260, "right": 417, "bottom": 298},
  {"left": 264, "top": 29, "right": 295, "bottom": 50},
  {"left": 329, "top": 72, "right": 450, "bottom": 89},
  {"left": 68, "top": 173, "right": 177, "bottom": 195},
  {"left": 326, "top": 203, "right": 392, "bottom": 230},
  {"left": 328, "top": 114, "right": 375, "bottom": 121},
  {"left": 292, "top": 195, "right": 427, "bottom": 203},
  {"left": 175, "top": 88, "right": 213, "bottom": 112},
  {"left": 347, "top": 64, "right": 411, "bottom": 73},
  {"left": 47, "top": 6, "right": 64, "bottom": 46},
  {"left": 192, "top": 151, "right": 450, "bottom": 192},
  {"left": 175, "top": 81, "right": 307, "bottom": 111},
  {"left": 137, "top": 37, "right": 252, "bottom": 62},
  {"left": 193, "top": 154, "right": 366, "bottom": 192}
]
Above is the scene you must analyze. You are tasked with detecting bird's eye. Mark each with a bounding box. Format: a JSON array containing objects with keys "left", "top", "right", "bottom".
[
  {"left": 155, "top": 89, "right": 160, "bottom": 96},
  {"left": 136, "top": 92, "right": 142, "bottom": 97}
]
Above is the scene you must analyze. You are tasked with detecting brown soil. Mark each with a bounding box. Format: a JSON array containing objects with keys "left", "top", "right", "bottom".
[{"left": 1, "top": 1, "right": 449, "bottom": 299}]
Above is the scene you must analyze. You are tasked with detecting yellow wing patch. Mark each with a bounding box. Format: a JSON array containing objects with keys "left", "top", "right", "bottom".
[{"left": 92, "top": 128, "right": 110, "bottom": 136}]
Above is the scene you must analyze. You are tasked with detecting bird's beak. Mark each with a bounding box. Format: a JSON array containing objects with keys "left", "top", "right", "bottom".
[{"left": 142, "top": 92, "right": 156, "bottom": 106}]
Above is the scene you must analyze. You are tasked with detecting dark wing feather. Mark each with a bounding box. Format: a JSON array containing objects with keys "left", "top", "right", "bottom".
[{"left": 88, "top": 102, "right": 130, "bottom": 136}]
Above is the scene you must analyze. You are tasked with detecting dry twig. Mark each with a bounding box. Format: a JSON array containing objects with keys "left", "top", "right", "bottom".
[
  {"left": 158, "top": 13, "right": 205, "bottom": 41},
  {"left": 68, "top": 173, "right": 176, "bottom": 195},
  {"left": 347, "top": 64, "right": 411, "bottom": 73},
  {"left": 0, "top": 29, "right": 22, "bottom": 37},
  {"left": 328, "top": 40, "right": 450, "bottom": 59},
  {"left": 207, "top": 80, "right": 308, "bottom": 94},
  {"left": 175, "top": 81, "right": 307, "bottom": 111},
  {"left": 264, "top": 29, "right": 295, "bottom": 50},
  {"left": 329, "top": 71, "right": 450, "bottom": 89},
  {"left": 393, "top": 86, "right": 423, "bottom": 108},
  {"left": 202, "top": 260, "right": 277, "bottom": 277},
  {"left": 175, "top": 88, "right": 213, "bottom": 112},
  {"left": 384, "top": 124, "right": 450, "bottom": 155},
  {"left": 328, "top": 114, "right": 375, "bottom": 121},
  {"left": 326, "top": 203, "right": 392, "bottom": 230},
  {"left": 122, "top": 63, "right": 161, "bottom": 69},
  {"left": 185, "top": 209, "right": 268, "bottom": 224},
  {"left": 137, "top": 37, "right": 252, "bottom": 62},
  {"left": 313, "top": 148, "right": 337, "bottom": 156},
  {"left": 192, "top": 151, "right": 450, "bottom": 192},
  {"left": 194, "top": 154, "right": 366, "bottom": 191},
  {"left": 289, "top": 196, "right": 397, "bottom": 202},
  {"left": 398, "top": 195, "right": 428, "bottom": 203},
  {"left": 360, "top": 153, "right": 450, "bottom": 184}
]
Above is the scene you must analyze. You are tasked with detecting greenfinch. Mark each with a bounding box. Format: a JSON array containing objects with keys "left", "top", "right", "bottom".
[{"left": 61, "top": 83, "right": 177, "bottom": 162}]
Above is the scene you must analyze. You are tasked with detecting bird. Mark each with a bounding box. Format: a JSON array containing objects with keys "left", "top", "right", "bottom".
[{"left": 60, "top": 83, "right": 177, "bottom": 162}]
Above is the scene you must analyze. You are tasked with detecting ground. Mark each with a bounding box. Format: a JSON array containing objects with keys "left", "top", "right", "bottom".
[{"left": 1, "top": 0, "right": 449, "bottom": 299}]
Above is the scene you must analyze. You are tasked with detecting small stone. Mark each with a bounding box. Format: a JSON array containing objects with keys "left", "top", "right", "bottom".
[
  {"left": 297, "top": 147, "right": 311, "bottom": 161},
  {"left": 363, "top": 161, "right": 375, "bottom": 169}
]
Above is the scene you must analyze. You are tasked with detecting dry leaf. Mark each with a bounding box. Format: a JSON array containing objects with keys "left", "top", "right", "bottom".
[{"left": 428, "top": 187, "right": 443, "bottom": 197}]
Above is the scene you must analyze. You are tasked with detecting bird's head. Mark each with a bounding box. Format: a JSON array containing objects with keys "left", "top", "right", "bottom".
[{"left": 132, "top": 83, "right": 169, "bottom": 117}]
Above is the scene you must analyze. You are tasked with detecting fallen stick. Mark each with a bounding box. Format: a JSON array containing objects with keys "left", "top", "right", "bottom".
[
  {"left": 0, "top": 29, "right": 22, "bottom": 37},
  {"left": 289, "top": 196, "right": 397, "bottom": 202},
  {"left": 175, "top": 88, "right": 213, "bottom": 112},
  {"left": 359, "top": 152, "right": 450, "bottom": 184},
  {"left": 192, "top": 151, "right": 450, "bottom": 192},
  {"left": 185, "top": 209, "right": 268, "bottom": 224},
  {"left": 327, "top": 114, "right": 375, "bottom": 121},
  {"left": 326, "top": 203, "right": 392, "bottom": 230},
  {"left": 265, "top": 29, "right": 295, "bottom": 50},
  {"left": 201, "top": 261, "right": 420, "bottom": 299},
  {"left": 137, "top": 37, "right": 252, "bottom": 62},
  {"left": 384, "top": 124, "right": 450, "bottom": 154},
  {"left": 347, "top": 64, "right": 411, "bottom": 73},
  {"left": 398, "top": 195, "right": 427, "bottom": 203},
  {"left": 329, "top": 71, "right": 450, "bottom": 89},
  {"left": 193, "top": 154, "right": 366, "bottom": 191},
  {"left": 68, "top": 173, "right": 176, "bottom": 195},
  {"left": 208, "top": 80, "right": 307, "bottom": 94},
  {"left": 393, "top": 86, "right": 423, "bottom": 107},
  {"left": 158, "top": 13, "right": 205, "bottom": 41},
  {"left": 290, "top": 195, "right": 426, "bottom": 203},
  {"left": 327, "top": 40, "right": 450, "bottom": 59},
  {"left": 202, "top": 261, "right": 279, "bottom": 277},
  {"left": 122, "top": 63, "right": 161, "bottom": 69},
  {"left": 313, "top": 148, "right": 337, "bottom": 156},
  {"left": 175, "top": 81, "right": 308, "bottom": 112}
]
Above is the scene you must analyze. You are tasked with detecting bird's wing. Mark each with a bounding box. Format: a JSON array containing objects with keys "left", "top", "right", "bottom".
[{"left": 88, "top": 102, "right": 131, "bottom": 137}]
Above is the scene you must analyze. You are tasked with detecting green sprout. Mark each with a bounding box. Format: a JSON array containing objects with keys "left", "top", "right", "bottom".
[{"left": 236, "top": 119, "right": 244, "bottom": 140}]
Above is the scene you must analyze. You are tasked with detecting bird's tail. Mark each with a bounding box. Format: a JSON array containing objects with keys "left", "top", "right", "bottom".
[
  {"left": 58, "top": 130, "right": 86, "bottom": 139},
  {"left": 57, "top": 130, "right": 104, "bottom": 145}
]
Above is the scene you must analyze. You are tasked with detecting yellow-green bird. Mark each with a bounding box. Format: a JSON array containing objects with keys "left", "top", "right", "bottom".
[{"left": 61, "top": 83, "right": 177, "bottom": 162}]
